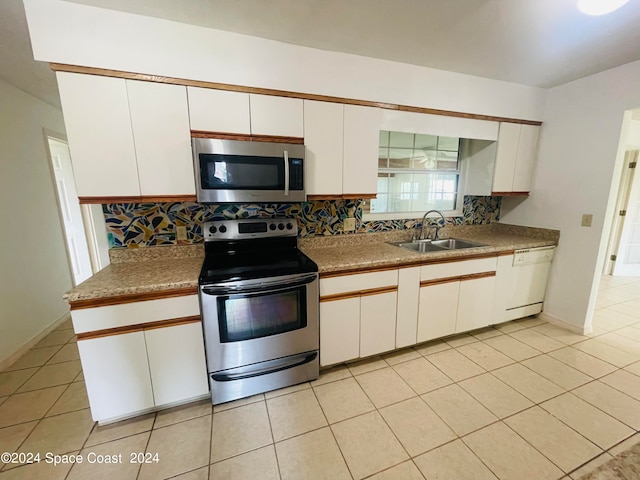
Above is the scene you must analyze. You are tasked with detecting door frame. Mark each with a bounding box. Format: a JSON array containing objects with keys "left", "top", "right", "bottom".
[
  {"left": 43, "top": 129, "right": 108, "bottom": 285},
  {"left": 603, "top": 149, "right": 639, "bottom": 274}
]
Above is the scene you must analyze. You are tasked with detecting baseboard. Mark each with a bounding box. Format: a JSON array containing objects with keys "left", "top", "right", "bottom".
[
  {"left": 0, "top": 312, "right": 71, "bottom": 371},
  {"left": 539, "top": 312, "right": 589, "bottom": 335}
]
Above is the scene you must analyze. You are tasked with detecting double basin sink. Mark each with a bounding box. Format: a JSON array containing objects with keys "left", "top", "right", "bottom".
[{"left": 389, "top": 238, "right": 486, "bottom": 253}]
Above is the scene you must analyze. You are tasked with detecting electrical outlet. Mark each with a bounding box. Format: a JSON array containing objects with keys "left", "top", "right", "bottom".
[
  {"left": 343, "top": 218, "right": 356, "bottom": 232},
  {"left": 581, "top": 214, "right": 593, "bottom": 227},
  {"left": 177, "top": 225, "right": 188, "bottom": 240}
]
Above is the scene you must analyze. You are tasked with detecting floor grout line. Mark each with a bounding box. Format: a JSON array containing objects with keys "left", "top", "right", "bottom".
[{"left": 3, "top": 277, "right": 640, "bottom": 479}]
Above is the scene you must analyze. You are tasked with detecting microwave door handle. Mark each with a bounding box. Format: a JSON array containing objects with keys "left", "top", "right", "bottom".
[{"left": 283, "top": 150, "right": 290, "bottom": 197}]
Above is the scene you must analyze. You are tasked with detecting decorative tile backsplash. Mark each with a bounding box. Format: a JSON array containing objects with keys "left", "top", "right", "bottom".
[{"left": 103, "top": 196, "right": 500, "bottom": 248}]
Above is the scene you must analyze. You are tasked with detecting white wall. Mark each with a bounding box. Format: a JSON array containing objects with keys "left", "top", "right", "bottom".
[
  {"left": 501, "top": 60, "right": 640, "bottom": 332},
  {"left": 23, "top": 0, "right": 545, "bottom": 122},
  {"left": 0, "top": 79, "right": 72, "bottom": 367}
]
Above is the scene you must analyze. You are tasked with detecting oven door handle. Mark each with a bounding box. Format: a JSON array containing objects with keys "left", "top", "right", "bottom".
[
  {"left": 201, "top": 273, "right": 317, "bottom": 296},
  {"left": 211, "top": 352, "right": 317, "bottom": 382}
]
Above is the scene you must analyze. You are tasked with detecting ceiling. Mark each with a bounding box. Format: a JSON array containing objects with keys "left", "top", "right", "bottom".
[{"left": 3, "top": 0, "right": 640, "bottom": 109}]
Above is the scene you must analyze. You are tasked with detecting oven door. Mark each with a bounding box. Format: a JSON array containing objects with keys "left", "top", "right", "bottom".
[{"left": 199, "top": 272, "right": 319, "bottom": 373}]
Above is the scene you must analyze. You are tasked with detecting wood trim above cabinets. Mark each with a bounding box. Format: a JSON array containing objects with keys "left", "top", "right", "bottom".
[
  {"left": 78, "top": 195, "right": 197, "bottom": 204},
  {"left": 50, "top": 63, "right": 543, "bottom": 126},
  {"left": 320, "top": 285, "right": 398, "bottom": 302},
  {"left": 491, "top": 191, "right": 530, "bottom": 197},
  {"left": 190, "top": 130, "right": 304, "bottom": 144},
  {"left": 69, "top": 287, "right": 198, "bottom": 310},
  {"left": 76, "top": 315, "right": 201, "bottom": 341}
]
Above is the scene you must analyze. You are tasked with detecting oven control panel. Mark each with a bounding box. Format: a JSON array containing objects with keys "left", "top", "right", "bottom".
[{"left": 204, "top": 218, "right": 298, "bottom": 240}]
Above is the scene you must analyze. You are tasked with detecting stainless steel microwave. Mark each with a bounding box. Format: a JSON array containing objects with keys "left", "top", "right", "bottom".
[{"left": 192, "top": 138, "right": 306, "bottom": 203}]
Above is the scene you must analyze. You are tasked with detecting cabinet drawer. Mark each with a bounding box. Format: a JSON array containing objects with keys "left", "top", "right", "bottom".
[
  {"left": 320, "top": 270, "right": 398, "bottom": 297},
  {"left": 71, "top": 295, "right": 200, "bottom": 333},
  {"left": 420, "top": 257, "right": 497, "bottom": 281}
]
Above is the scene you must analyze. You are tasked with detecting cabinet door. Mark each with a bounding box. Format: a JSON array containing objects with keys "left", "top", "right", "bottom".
[
  {"left": 456, "top": 276, "right": 496, "bottom": 333},
  {"left": 56, "top": 72, "right": 140, "bottom": 197},
  {"left": 77, "top": 332, "right": 154, "bottom": 422},
  {"left": 187, "top": 87, "right": 250, "bottom": 134},
  {"left": 249, "top": 94, "right": 304, "bottom": 137},
  {"left": 127, "top": 81, "right": 195, "bottom": 195},
  {"left": 360, "top": 291, "right": 397, "bottom": 357},
  {"left": 145, "top": 322, "right": 209, "bottom": 406},
  {"left": 303, "top": 100, "right": 343, "bottom": 195},
  {"left": 512, "top": 125, "right": 539, "bottom": 192},
  {"left": 396, "top": 267, "right": 420, "bottom": 348},
  {"left": 320, "top": 298, "right": 360, "bottom": 366},
  {"left": 492, "top": 123, "right": 520, "bottom": 193},
  {"left": 343, "top": 105, "right": 382, "bottom": 195},
  {"left": 417, "top": 281, "right": 459, "bottom": 343},
  {"left": 492, "top": 255, "right": 514, "bottom": 325}
]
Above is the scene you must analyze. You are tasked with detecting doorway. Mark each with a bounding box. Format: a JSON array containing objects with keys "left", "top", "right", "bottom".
[
  {"left": 47, "top": 137, "right": 93, "bottom": 285},
  {"left": 604, "top": 149, "right": 639, "bottom": 275}
]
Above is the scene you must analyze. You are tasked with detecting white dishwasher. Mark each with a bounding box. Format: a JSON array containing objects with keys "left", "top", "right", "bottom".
[{"left": 505, "top": 246, "right": 555, "bottom": 320}]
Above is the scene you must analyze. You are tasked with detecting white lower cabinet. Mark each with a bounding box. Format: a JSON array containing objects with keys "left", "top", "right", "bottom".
[
  {"left": 78, "top": 332, "right": 155, "bottom": 422},
  {"left": 78, "top": 321, "right": 209, "bottom": 423},
  {"left": 416, "top": 258, "right": 497, "bottom": 342},
  {"left": 319, "top": 270, "right": 399, "bottom": 367},
  {"left": 456, "top": 275, "right": 496, "bottom": 333},
  {"left": 144, "top": 323, "right": 209, "bottom": 407},
  {"left": 74, "top": 296, "right": 209, "bottom": 423},
  {"left": 360, "top": 292, "right": 397, "bottom": 358},
  {"left": 395, "top": 267, "right": 420, "bottom": 348},
  {"left": 319, "top": 297, "right": 360, "bottom": 367},
  {"left": 417, "top": 281, "right": 459, "bottom": 343}
]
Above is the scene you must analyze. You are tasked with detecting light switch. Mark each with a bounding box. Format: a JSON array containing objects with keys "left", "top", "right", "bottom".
[
  {"left": 177, "top": 225, "right": 188, "bottom": 240},
  {"left": 343, "top": 218, "right": 356, "bottom": 232},
  {"left": 581, "top": 214, "right": 593, "bottom": 227}
]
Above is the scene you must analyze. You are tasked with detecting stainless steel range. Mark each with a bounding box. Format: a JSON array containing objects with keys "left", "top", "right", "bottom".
[{"left": 198, "top": 218, "right": 319, "bottom": 405}]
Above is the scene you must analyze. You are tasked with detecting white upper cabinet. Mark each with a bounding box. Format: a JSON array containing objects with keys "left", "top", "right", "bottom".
[
  {"left": 127, "top": 81, "right": 194, "bottom": 195},
  {"left": 249, "top": 94, "right": 304, "bottom": 137},
  {"left": 343, "top": 105, "right": 382, "bottom": 195},
  {"left": 493, "top": 123, "right": 540, "bottom": 193},
  {"left": 463, "top": 122, "right": 540, "bottom": 195},
  {"left": 187, "top": 87, "right": 250, "bottom": 134},
  {"left": 512, "top": 125, "right": 540, "bottom": 192},
  {"left": 56, "top": 72, "right": 140, "bottom": 197},
  {"left": 303, "top": 100, "right": 344, "bottom": 195},
  {"left": 492, "top": 122, "right": 521, "bottom": 192}
]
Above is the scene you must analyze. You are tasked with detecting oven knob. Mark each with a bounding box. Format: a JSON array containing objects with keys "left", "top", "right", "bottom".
[
  {"left": 208, "top": 226, "right": 217, "bottom": 234},
  {"left": 219, "top": 225, "right": 227, "bottom": 233},
  {"left": 269, "top": 224, "right": 277, "bottom": 231},
  {"left": 278, "top": 223, "right": 285, "bottom": 230},
  {"left": 286, "top": 223, "right": 293, "bottom": 230}
]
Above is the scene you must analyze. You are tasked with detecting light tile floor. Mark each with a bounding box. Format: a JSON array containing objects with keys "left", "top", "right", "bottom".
[{"left": 1, "top": 275, "right": 640, "bottom": 479}]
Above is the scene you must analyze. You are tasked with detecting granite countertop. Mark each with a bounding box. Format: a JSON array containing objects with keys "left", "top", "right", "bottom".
[
  {"left": 64, "top": 223, "right": 559, "bottom": 303},
  {"left": 64, "top": 245, "right": 204, "bottom": 302},
  {"left": 299, "top": 223, "right": 560, "bottom": 274}
]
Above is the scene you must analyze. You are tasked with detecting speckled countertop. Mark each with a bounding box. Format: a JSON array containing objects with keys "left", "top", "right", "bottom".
[
  {"left": 64, "top": 246, "right": 204, "bottom": 302},
  {"left": 64, "top": 223, "right": 559, "bottom": 302},
  {"left": 299, "top": 223, "right": 559, "bottom": 274}
]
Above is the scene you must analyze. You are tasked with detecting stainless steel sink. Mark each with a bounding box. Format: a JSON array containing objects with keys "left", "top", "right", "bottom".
[
  {"left": 431, "top": 238, "right": 486, "bottom": 250},
  {"left": 389, "top": 238, "right": 486, "bottom": 253},
  {"left": 391, "top": 241, "right": 447, "bottom": 253}
]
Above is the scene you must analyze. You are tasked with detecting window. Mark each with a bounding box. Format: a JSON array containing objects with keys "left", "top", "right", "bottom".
[{"left": 363, "top": 131, "right": 464, "bottom": 220}]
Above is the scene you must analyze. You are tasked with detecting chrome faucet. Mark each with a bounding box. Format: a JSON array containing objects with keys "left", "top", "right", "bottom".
[{"left": 419, "top": 210, "right": 446, "bottom": 241}]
